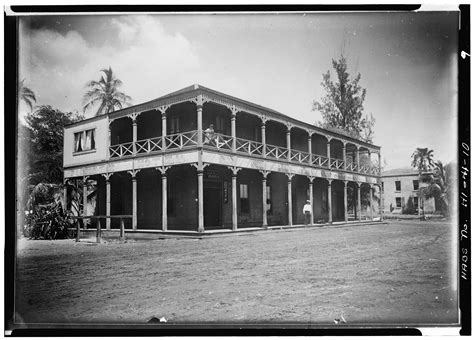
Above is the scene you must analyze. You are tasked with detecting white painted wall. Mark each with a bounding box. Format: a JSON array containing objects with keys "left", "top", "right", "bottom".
[{"left": 63, "top": 116, "right": 108, "bottom": 168}]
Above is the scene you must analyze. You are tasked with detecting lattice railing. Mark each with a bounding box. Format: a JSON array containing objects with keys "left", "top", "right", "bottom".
[
  {"left": 166, "top": 130, "right": 198, "bottom": 150},
  {"left": 265, "top": 144, "right": 289, "bottom": 161},
  {"left": 235, "top": 137, "right": 264, "bottom": 156},
  {"left": 205, "top": 132, "right": 233, "bottom": 151},
  {"left": 135, "top": 137, "right": 162, "bottom": 154},
  {"left": 370, "top": 167, "right": 379, "bottom": 176},
  {"left": 330, "top": 158, "right": 345, "bottom": 170},
  {"left": 359, "top": 165, "right": 370, "bottom": 174},
  {"left": 290, "top": 149, "right": 310, "bottom": 163},
  {"left": 109, "top": 142, "right": 134, "bottom": 158},
  {"left": 345, "top": 161, "right": 358, "bottom": 172}
]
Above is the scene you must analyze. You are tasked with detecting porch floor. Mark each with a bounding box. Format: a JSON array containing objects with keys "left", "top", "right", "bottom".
[{"left": 77, "top": 218, "right": 385, "bottom": 241}]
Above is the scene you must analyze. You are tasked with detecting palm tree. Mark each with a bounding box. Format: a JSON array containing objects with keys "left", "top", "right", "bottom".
[
  {"left": 82, "top": 67, "right": 132, "bottom": 116},
  {"left": 411, "top": 147, "right": 435, "bottom": 219},
  {"left": 19, "top": 79, "right": 36, "bottom": 111},
  {"left": 423, "top": 160, "right": 449, "bottom": 217}
]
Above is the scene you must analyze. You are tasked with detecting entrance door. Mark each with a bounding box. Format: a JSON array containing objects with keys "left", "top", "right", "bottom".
[{"left": 204, "top": 181, "right": 222, "bottom": 228}]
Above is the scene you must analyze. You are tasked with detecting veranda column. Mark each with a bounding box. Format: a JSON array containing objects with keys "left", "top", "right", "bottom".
[
  {"left": 357, "top": 182, "right": 362, "bottom": 222},
  {"left": 107, "top": 120, "right": 112, "bottom": 158},
  {"left": 63, "top": 178, "right": 68, "bottom": 212},
  {"left": 197, "top": 170, "right": 204, "bottom": 232},
  {"left": 286, "top": 124, "right": 292, "bottom": 162},
  {"left": 379, "top": 183, "right": 384, "bottom": 221},
  {"left": 308, "top": 176, "right": 315, "bottom": 225},
  {"left": 231, "top": 107, "right": 237, "bottom": 152},
  {"left": 157, "top": 166, "right": 170, "bottom": 231},
  {"left": 228, "top": 166, "right": 241, "bottom": 231},
  {"left": 196, "top": 95, "right": 204, "bottom": 146},
  {"left": 327, "top": 179, "right": 333, "bottom": 224},
  {"left": 342, "top": 143, "right": 347, "bottom": 169},
  {"left": 128, "top": 170, "right": 140, "bottom": 230},
  {"left": 343, "top": 180, "right": 348, "bottom": 223},
  {"left": 159, "top": 105, "right": 169, "bottom": 150},
  {"left": 82, "top": 176, "right": 89, "bottom": 229},
  {"left": 326, "top": 138, "right": 331, "bottom": 168},
  {"left": 356, "top": 147, "right": 360, "bottom": 172},
  {"left": 368, "top": 150, "right": 372, "bottom": 173},
  {"left": 286, "top": 173, "right": 294, "bottom": 226},
  {"left": 261, "top": 118, "right": 267, "bottom": 158},
  {"left": 369, "top": 184, "right": 374, "bottom": 221},
  {"left": 130, "top": 113, "right": 139, "bottom": 155},
  {"left": 260, "top": 170, "right": 270, "bottom": 228},
  {"left": 307, "top": 132, "right": 312, "bottom": 165},
  {"left": 101, "top": 173, "right": 112, "bottom": 229}
]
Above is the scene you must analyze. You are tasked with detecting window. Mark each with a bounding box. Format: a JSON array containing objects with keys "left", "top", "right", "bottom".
[
  {"left": 266, "top": 185, "right": 272, "bottom": 213},
  {"left": 395, "top": 197, "right": 402, "bottom": 208},
  {"left": 413, "top": 180, "right": 419, "bottom": 191},
  {"left": 170, "top": 117, "right": 180, "bottom": 134},
  {"left": 413, "top": 197, "right": 419, "bottom": 208},
  {"left": 395, "top": 181, "right": 401, "bottom": 192},
  {"left": 74, "top": 129, "right": 95, "bottom": 153},
  {"left": 240, "top": 183, "right": 249, "bottom": 213}
]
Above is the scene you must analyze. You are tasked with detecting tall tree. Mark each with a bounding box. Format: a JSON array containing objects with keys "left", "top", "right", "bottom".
[
  {"left": 18, "top": 79, "right": 36, "bottom": 111},
  {"left": 313, "top": 55, "right": 375, "bottom": 143},
  {"left": 23, "top": 105, "right": 84, "bottom": 185},
  {"left": 411, "top": 147, "right": 435, "bottom": 219},
  {"left": 82, "top": 66, "right": 132, "bottom": 116}
]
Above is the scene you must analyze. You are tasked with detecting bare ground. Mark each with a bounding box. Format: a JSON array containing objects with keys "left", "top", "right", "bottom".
[{"left": 14, "top": 221, "right": 458, "bottom": 326}]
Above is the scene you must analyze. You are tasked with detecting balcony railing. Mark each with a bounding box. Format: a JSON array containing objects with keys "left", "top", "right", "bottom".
[{"left": 108, "top": 130, "right": 380, "bottom": 176}]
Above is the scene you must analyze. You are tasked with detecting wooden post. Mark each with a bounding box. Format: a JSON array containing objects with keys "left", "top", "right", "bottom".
[
  {"left": 107, "top": 123, "right": 111, "bottom": 158},
  {"left": 287, "top": 174, "right": 293, "bottom": 226},
  {"left": 120, "top": 218, "right": 125, "bottom": 240},
  {"left": 309, "top": 177, "right": 314, "bottom": 225},
  {"left": 328, "top": 179, "right": 333, "bottom": 224},
  {"left": 369, "top": 184, "right": 374, "bottom": 221},
  {"left": 130, "top": 172, "right": 138, "bottom": 230},
  {"left": 96, "top": 218, "right": 101, "bottom": 243},
  {"left": 286, "top": 128, "right": 291, "bottom": 162},
  {"left": 261, "top": 171, "right": 269, "bottom": 228},
  {"left": 357, "top": 182, "right": 362, "bottom": 222},
  {"left": 132, "top": 119, "right": 137, "bottom": 154},
  {"left": 356, "top": 147, "right": 360, "bottom": 172},
  {"left": 198, "top": 171, "right": 204, "bottom": 232},
  {"left": 161, "top": 110, "right": 167, "bottom": 150},
  {"left": 231, "top": 112, "right": 236, "bottom": 152},
  {"left": 82, "top": 176, "right": 88, "bottom": 229},
  {"left": 307, "top": 135, "right": 312, "bottom": 165},
  {"left": 342, "top": 145, "right": 346, "bottom": 169},
  {"left": 197, "top": 99, "right": 203, "bottom": 147},
  {"left": 232, "top": 174, "right": 238, "bottom": 231},
  {"left": 343, "top": 181, "right": 348, "bottom": 222},
  {"left": 327, "top": 141, "right": 331, "bottom": 168},
  {"left": 106, "top": 178, "right": 111, "bottom": 229},
  {"left": 379, "top": 183, "right": 384, "bottom": 221},
  {"left": 261, "top": 121, "right": 266, "bottom": 158},
  {"left": 162, "top": 173, "right": 168, "bottom": 231},
  {"left": 76, "top": 220, "right": 80, "bottom": 242}
]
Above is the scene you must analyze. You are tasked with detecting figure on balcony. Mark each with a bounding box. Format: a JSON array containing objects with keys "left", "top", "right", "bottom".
[
  {"left": 303, "top": 200, "right": 312, "bottom": 226},
  {"left": 204, "top": 124, "right": 215, "bottom": 145}
]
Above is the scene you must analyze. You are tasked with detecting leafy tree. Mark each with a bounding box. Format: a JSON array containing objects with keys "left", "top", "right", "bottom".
[
  {"left": 422, "top": 160, "right": 451, "bottom": 217},
  {"left": 18, "top": 79, "right": 36, "bottom": 111},
  {"left": 82, "top": 66, "right": 132, "bottom": 116},
  {"left": 313, "top": 55, "right": 375, "bottom": 143},
  {"left": 411, "top": 147, "right": 435, "bottom": 219},
  {"left": 23, "top": 105, "right": 83, "bottom": 185}
]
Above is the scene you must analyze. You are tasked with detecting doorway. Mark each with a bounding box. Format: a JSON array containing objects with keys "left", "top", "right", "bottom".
[{"left": 204, "top": 180, "right": 222, "bottom": 229}]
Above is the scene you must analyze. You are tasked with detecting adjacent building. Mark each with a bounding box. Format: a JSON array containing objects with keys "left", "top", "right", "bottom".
[
  {"left": 381, "top": 167, "right": 436, "bottom": 214},
  {"left": 63, "top": 84, "right": 383, "bottom": 233}
]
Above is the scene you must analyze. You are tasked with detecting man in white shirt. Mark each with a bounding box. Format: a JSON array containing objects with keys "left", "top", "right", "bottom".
[{"left": 303, "top": 200, "right": 312, "bottom": 226}]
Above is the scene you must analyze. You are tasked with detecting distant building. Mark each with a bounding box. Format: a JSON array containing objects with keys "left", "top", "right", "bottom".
[{"left": 381, "top": 167, "right": 435, "bottom": 214}]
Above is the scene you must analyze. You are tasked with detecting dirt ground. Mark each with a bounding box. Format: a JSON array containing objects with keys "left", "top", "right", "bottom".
[{"left": 13, "top": 220, "right": 458, "bottom": 326}]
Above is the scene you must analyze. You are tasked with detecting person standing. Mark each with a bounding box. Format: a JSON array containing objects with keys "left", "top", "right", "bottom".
[{"left": 303, "top": 200, "right": 312, "bottom": 226}]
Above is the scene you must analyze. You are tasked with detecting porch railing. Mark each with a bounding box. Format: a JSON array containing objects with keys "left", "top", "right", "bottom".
[
  {"left": 70, "top": 215, "right": 133, "bottom": 243},
  {"left": 108, "top": 131, "right": 379, "bottom": 176}
]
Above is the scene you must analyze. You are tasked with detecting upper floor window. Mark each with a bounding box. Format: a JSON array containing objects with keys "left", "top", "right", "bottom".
[
  {"left": 74, "top": 129, "right": 95, "bottom": 153},
  {"left": 413, "top": 180, "right": 419, "bottom": 191},
  {"left": 395, "top": 180, "right": 401, "bottom": 192}
]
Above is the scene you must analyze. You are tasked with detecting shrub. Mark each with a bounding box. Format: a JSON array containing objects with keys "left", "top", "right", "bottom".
[
  {"left": 24, "top": 202, "right": 73, "bottom": 240},
  {"left": 402, "top": 196, "right": 417, "bottom": 215}
]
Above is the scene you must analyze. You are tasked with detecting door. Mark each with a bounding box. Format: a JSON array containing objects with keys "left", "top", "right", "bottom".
[{"left": 204, "top": 181, "right": 222, "bottom": 228}]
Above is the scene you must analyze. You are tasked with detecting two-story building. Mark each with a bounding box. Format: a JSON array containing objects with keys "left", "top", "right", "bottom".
[
  {"left": 63, "top": 84, "right": 383, "bottom": 234},
  {"left": 381, "top": 167, "right": 435, "bottom": 214}
]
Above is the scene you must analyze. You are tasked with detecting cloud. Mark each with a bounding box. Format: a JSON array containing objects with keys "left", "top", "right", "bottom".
[{"left": 19, "top": 15, "right": 201, "bottom": 117}]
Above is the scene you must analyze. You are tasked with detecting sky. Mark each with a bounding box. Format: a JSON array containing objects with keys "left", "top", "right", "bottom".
[{"left": 18, "top": 11, "right": 459, "bottom": 170}]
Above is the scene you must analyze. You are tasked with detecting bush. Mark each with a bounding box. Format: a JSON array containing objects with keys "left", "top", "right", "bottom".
[
  {"left": 24, "top": 202, "right": 73, "bottom": 240},
  {"left": 402, "top": 196, "right": 417, "bottom": 215}
]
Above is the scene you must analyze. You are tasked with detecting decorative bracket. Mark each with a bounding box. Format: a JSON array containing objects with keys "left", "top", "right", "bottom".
[
  {"left": 190, "top": 163, "right": 209, "bottom": 171},
  {"left": 259, "top": 170, "right": 271, "bottom": 179},
  {"left": 306, "top": 129, "right": 315, "bottom": 137},
  {"left": 157, "top": 105, "right": 170, "bottom": 115},
  {"left": 307, "top": 175, "right": 315, "bottom": 183},
  {"left": 82, "top": 175, "right": 90, "bottom": 182},
  {"left": 325, "top": 135, "right": 333, "bottom": 143},
  {"left": 191, "top": 94, "right": 208, "bottom": 107},
  {"left": 258, "top": 114, "right": 269, "bottom": 124},
  {"left": 285, "top": 173, "right": 294, "bottom": 181},
  {"left": 226, "top": 104, "right": 240, "bottom": 116},
  {"left": 228, "top": 166, "right": 241, "bottom": 176},
  {"left": 327, "top": 178, "right": 333, "bottom": 185},
  {"left": 108, "top": 118, "right": 115, "bottom": 126},
  {"left": 156, "top": 166, "right": 170, "bottom": 175},
  {"left": 285, "top": 122, "right": 294, "bottom": 132},
  {"left": 127, "top": 111, "right": 141, "bottom": 122},
  {"left": 101, "top": 173, "right": 113, "bottom": 181},
  {"left": 127, "top": 169, "right": 140, "bottom": 178}
]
